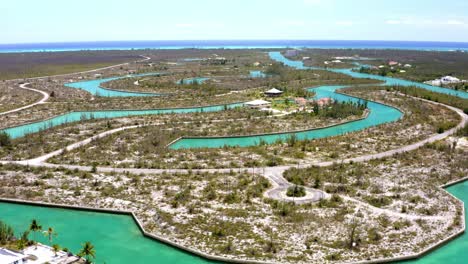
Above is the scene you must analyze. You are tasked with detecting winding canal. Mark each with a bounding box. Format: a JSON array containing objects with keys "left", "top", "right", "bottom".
[{"left": 1, "top": 51, "right": 467, "bottom": 263}]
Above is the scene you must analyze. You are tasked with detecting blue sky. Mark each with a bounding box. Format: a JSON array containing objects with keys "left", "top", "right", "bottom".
[{"left": 2, "top": 0, "right": 468, "bottom": 44}]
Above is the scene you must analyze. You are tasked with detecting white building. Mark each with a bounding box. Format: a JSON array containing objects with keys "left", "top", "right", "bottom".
[
  {"left": 245, "top": 99, "right": 271, "bottom": 109},
  {"left": 425, "top": 76, "right": 464, "bottom": 86},
  {"left": 0, "top": 248, "right": 28, "bottom": 264},
  {"left": 441, "top": 76, "right": 460, "bottom": 83}
]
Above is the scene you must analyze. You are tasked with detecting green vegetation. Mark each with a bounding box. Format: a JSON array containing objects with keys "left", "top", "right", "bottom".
[
  {"left": 286, "top": 185, "right": 306, "bottom": 197},
  {"left": 29, "top": 219, "right": 42, "bottom": 248},
  {"left": 387, "top": 86, "right": 468, "bottom": 111},
  {"left": 316, "top": 100, "right": 367, "bottom": 119},
  {"left": 0, "top": 131, "right": 11, "bottom": 147},
  {"left": 0, "top": 220, "right": 14, "bottom": 244},
  {"left": 78, "top": 241, "right": 96, "bottom": 264}
]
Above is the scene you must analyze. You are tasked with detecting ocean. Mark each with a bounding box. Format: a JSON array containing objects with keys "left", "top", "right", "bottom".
[{"left": 1, "top": 40, "right": 468, "bottom": 53}]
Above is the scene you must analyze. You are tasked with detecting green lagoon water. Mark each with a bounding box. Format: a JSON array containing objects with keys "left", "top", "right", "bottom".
[
  {"left": 399, "top": 181, "right": 468, "bottom": 264},
  {"left": 2, "top": 103, "right": 243, "bottom": 139},
  {"left": 1, "top": 51, "right": 468, "bottom": 263},
  {"left": 0, "top": 202, "right": 217, "bottom": 264},
  {"left": 1, "top": 181, "right": 466, "bottom": 264},
  {"left": 168, "top": 51, "right": 468, "bottom": 149},
  {"left": 169, "top": 85, "right": 402, "bottom": 149},
  {"left": 268, "top": 52, "right": 468, "bottom": 99}
]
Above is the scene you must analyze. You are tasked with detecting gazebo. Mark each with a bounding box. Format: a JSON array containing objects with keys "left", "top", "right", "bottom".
[{"left": 264, "top": 88, "right": 283, "bottom": 97}]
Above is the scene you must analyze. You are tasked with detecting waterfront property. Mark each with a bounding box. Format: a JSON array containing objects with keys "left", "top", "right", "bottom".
[
  {"left": 244, "top": 99, "right": 271, "bottom": 109},
  {"left": 0, "top": 47, "right": 466, "bottom": 263},
  {"left": 0, "top": 202, "right": 213, "bottom": 264},
  {"left": 0, "top": 248, "right": 27, "bottom": 264}
]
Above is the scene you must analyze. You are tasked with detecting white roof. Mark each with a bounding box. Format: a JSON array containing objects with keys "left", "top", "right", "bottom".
[
  {"left": 0, "top": 248, "right": 26, "bottom": 264},
  {"left": 245, "top": 99, "right": 271, "bottom": 106},
  {"left": 23, "top": 244, "right": 68, "bottom": 264},
  {"left": 265, "top": 88, "right": 283, "bottom": 94},
  {"left": 442, "top": 76, "right": 459, "bottom": 81}
]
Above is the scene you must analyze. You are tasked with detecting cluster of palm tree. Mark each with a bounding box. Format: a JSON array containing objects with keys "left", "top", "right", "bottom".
[{"left": 28, "top": 219, "right": 96, "bottom": 263}]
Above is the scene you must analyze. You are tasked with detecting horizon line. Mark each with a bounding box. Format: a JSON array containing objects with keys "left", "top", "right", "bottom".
[{"left": 2, "top": 39, "right": 468, "bottom": 46}]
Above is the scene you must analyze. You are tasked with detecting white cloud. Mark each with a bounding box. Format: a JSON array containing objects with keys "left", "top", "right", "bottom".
[
  {"left": 386, "top": 20, "right": 401, "bottom": 25},
  {"left": 386, "top": 17, "right": 467, "bottom": 26},
  {"left": 446, "top": 20, "right": 464, "bottom": 25},
  {"left": 303, "top": 0, "right": 323, "bottom": 5},
  {"left": 283, "top": 20, "right": 306, "bottom": 26},
  {"left": 175, "top": 23, "right": 196, "bottom": 28},
  {"left": 336, "top": 20, "right": 354, "bottom": 26}
]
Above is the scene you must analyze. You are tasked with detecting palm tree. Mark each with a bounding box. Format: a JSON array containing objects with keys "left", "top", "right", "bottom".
[
  {"left": 29, "top": 219, "right": 42, "bottom": 249},
  {"left": 78, "top": 241, "right": 96, "bottom": 264},
  {"left": 44, "top": 227, "right": 57, "bottom": 245},
  {"left": 52, "top": 244, "right": 61, "bottom": 256}
]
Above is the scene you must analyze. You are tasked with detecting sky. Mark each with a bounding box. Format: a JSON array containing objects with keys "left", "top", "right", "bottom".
[{"left": 1, "top": 0, "right": 468, "bottom": 44}]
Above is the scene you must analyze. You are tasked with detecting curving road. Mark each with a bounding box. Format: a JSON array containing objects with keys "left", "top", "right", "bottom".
[
  {"left": 1, "top": 92, "right": 466, "bottom": 218},
  {"left": 0, "top": 53, "right": 466, "bottom": 221},
  {"left": 0, "top": 83, "right": 49, "bottom": 116},
  {"left": 0, "top": 55, "right": 151, "bottom": 116}
]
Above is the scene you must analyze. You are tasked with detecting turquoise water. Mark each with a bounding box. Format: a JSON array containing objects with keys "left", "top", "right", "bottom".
[
  {"left": 2, "top": 40, "right": 468, "bottom": 53},
  {"left": 2, "top": 103, "right": 243, "bottom": 139},
  {"left": 169, "top": 85, "right": 402, "bottom": 149},
  {"left": 399, "top": 181, "right": 468, "bottom": 264},
  {"left": 249, "top": 70, "right": 268, "bottom": 78},
  {"left": 268, "top": 52, "right": 468, "bottom": 99},
  {"left": 176, "top": 77, "right": 209, "bottom": 85},
  {"left": 169, "top": 51, "right": 468, "bottom": 148},
  {"left": 64, "top": 73, "right": 164, "bottom": 97},
  {"left": 0, "top": 202, "right": 216, "bottom": 264},
  {"left": 1, "top": 180, "right": 467, "bottom": 264}
]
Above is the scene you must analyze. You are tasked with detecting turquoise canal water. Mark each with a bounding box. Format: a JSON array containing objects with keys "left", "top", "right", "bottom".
[
  {"left": 176, "top": 77, "right": 210, "bottom": 85},
  {"left": 400, "top": 181, "right": 468, "bottom": 264},
  {"left": 0, "top": 202, "right": 216, "bottom": 264},
  {"left": 64, "top": 73, "right": 163, "bottom": 97},
  {"left": 249, "top": 70, "right": 268, "bottom": 78},
  {"left": 1, "top": 180, "right": 467, "bottom": 264},
  {"left": 2, "top": 103, "right": 243, "bottom": 139},
  {"left": 169, "top": 85, "right": 402, "bottom": 149},
  {"left": 268, "top": 52, "right": 468, "bottom": 99}
]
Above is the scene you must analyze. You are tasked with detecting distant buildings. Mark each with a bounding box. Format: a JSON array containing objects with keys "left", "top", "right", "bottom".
[
  {"left": 425, "top": 76, "right": 466, "bottom": 86},
  {"left": 315, "top": 97, "right": 333, "bottom": 107},
  {"left": 388, "top": 61, "right": 399, "bottom": 66},
  {"left": 295, "top": 97, "right": 334, "bottom": 108}
]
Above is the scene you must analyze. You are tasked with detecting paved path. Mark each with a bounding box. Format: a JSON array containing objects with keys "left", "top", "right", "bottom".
[
  {"left": 0, "top": 55, "right": 151, "bottom": 116},
  {"left": 2, "top": 94, "right": 466, "bottom": 216},
  {"left": 0, "top": 83, "right": 49, "bottom": 116}
]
